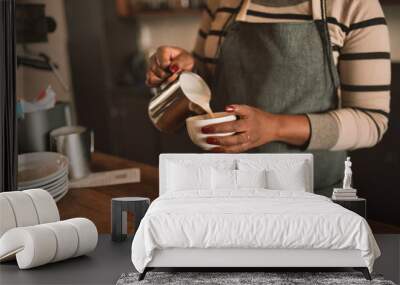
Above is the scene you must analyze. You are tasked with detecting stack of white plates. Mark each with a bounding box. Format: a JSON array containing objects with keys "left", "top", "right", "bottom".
[{"left": 18, "top": 152, "right": 69, "bottom": 202}]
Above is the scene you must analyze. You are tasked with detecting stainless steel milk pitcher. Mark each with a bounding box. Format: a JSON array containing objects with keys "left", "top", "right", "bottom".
[{"left": 148, "top": 71, "right": 212, "bottom": 133}]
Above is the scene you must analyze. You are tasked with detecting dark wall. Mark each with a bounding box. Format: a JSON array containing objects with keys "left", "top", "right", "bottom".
[
  {"left": 351, "top": 63, "right": 400, "bottom": 226},
  {"left": 65, "top": 0, "right": 160, "bottom": 165},
  {"left": 65, "top": 0, "right": 200, "bottom": 166}
]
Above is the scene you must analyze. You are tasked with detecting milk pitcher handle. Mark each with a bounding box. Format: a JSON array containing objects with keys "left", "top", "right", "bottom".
[{"left": 154, "top": 69, "right": 176, "bottom": 93}]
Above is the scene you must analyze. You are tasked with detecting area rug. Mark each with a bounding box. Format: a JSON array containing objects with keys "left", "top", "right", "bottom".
[{"left": 116, "top": 272, "right": 396, "bottom": 285}]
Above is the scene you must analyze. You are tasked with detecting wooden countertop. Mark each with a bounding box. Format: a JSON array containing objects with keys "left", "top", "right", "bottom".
[
  {"left": 58, "top": 152, "right": 400, "bottom": 234},
  {"left": 57, "top": 152, "right": 158, "bottom": 233}
]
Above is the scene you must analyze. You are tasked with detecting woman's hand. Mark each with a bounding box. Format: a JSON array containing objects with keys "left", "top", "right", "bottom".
[
  {"left": 202, "top": 105, "right": 279, "bottom": 153},
  {"left": 202, "top": 105, "right": 311, "bottom": 153},
  {"left": 146, "top": 46, "right": 195, "bottom": 87}
]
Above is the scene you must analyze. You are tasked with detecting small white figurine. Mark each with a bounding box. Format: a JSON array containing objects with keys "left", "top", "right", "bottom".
[
  {"left": 332, "top": 157, "right": 357, "bottom": 199},
  {"left": 342, "top": 157, "right": 353, "bottom": 189}
]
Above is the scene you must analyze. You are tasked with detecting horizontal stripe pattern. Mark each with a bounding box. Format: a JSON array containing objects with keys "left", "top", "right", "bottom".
[
  {"left": 216, "top": 6, "right": 240, "bottom": 14},
  {"left": 208, "top": 30, "right": 227, "bottom": 37},
  {"left": 221, "top": 13, "right": 386, "bottom": 36},
  {"left": 198, "top": 29, "right": 207, "bottom": 39},
  {"left": 203, "top": 3, "right": 240, "bottom": 19},
  {"left": 340, "top": 52, "right": 391, "bottom": 61},
  {"left": 352, "top": 107, "right": 390, "bottom": 119},
  {"left": 327, "top": 17, "right": 387, "bottom": 35},
  {"left": 203, "top": 4, "right": 213, "bottom": 18},
  {"left": 193, "top": 52, "right": 218, "bottom": 64},
  {"left": 349, "top": 17, "right": 387, "bottom": 32},
  {"left": 358, "top": 109, "right": 382, "bottom": 140},
  {"left": 341, "top": 84, "right": 391, "bottom": 92},
  {"left": 326, "top": 17, "right": 349, "bottom": 33},
  {"left": 247, "top": 10, "right": 312, "bottom": 20}
]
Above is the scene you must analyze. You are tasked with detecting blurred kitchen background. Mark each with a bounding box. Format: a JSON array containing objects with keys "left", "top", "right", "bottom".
[{"left": 15, "top": 0, "right": 399, "bottom": 226}]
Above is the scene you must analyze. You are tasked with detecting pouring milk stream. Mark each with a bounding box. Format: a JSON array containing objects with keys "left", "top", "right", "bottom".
[{"left": 148, "top": 71, "right": 237, "bottom": 149}]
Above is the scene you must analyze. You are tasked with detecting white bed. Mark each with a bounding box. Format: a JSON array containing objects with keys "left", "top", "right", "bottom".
[{"left": 131, "top": 154, "right": 380, "bottom": 280}]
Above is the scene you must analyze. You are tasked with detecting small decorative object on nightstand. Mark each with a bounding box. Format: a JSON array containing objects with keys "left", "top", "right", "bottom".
[
  {"left": 332, "top": 198, "right": 367, "bottom": 219},
  {"left": 331, "top": 157, "right": 366, "bottom": 218},
  {"left": 332, "top": 157, "right": 358, "bottom": 200},
  {"left": 111, "top": 197, "right": 150, "bottom": 242}
]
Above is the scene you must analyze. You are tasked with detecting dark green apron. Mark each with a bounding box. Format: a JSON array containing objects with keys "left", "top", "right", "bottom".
[{"left": 211, "top": 0, "right": 346, "bottom": 196}]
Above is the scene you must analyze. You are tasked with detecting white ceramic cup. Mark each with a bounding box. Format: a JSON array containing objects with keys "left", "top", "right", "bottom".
[{"left": 186, "top": 112, "right": 237, "bottom": 150}]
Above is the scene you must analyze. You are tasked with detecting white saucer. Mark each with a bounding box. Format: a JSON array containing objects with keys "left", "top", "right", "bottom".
[
  {"left": 53, "top": 185, "right": 69, "bottom": 202},
  {"left": 18, "top": 152, "right": 69, "bottom": 188}
]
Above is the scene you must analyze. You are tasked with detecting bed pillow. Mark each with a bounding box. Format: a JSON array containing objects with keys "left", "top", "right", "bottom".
[
  {"left": 237, "top": 159, "right": 309, "bottom": 191},
  {"left": 236, "top": 169, "right": 267, "bottom": 189},
  {"left": 166, "top": 159, "right": 236, "bottom": 192},
  {"left": 211, "top": 169, "right": 267, "bottom": 190},
  {"left": 211, "top": 168, "right": 237, "bottom": 190},
  {"left": 167, "top": 162, "right": 212, "bottom": 191},
  {"left": 166, "top": 159, "right": 236, "bottom": 170},
  {"left": 266, "top": 167, "right": 307, "bottom": 191}
]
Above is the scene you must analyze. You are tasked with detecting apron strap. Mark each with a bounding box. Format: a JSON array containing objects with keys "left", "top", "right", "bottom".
[
  {"left": 236, "top": 0, "right": 250, "bottom": 21},
  {"left": 311, "top": 0, "right": 322, "bottom": 20},
  {"left": 316, "top": 0, "right": 341, "bottom": 90}
]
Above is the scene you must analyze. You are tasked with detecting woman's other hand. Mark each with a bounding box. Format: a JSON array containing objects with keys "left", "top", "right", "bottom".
[
  {"left": 146, "top": 46, "right": 194, "bottom": 87},
  {"left": 202, "top": 105, "right": 311, "bottom": 153}
]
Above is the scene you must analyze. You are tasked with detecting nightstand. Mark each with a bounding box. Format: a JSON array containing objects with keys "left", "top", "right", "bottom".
[
  {"left": 332, "top": 198, "right": 367, "bottom": 218},
  {"left": 111, "top": 197, "right": 150, "bottom": 242}
]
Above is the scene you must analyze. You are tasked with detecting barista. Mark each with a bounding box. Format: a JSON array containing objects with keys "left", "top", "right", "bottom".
[{"left": 146, "top": 0, "right": 391, "bottom": 196}]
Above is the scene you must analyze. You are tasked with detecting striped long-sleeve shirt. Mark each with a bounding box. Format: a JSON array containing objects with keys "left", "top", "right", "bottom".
[{"left": 193, "top": 0, "right": 391, "bottom": 151}]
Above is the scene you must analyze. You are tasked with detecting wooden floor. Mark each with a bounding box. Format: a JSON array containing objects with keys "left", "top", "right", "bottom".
[{"left": 57, "top": 152, "right": 400, "bottom": 234}]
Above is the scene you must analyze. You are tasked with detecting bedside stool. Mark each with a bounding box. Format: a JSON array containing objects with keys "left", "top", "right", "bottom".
[
  {"left": 332, "top": 198, "right": 366, "bottom": 219},
  {"left": 111, "top": 197, "right": 150, "bottom": 242}
]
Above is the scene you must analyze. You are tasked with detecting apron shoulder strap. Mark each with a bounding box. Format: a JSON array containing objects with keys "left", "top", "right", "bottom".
[
  {"left": 314, "top": 0, "right": 341, "bottom": 89},
  {"left": 311, "top": 0, "right": 322, "bottom": 20},
  {"left": 236, "top": 0, "right": 251, "bottom": 21}
]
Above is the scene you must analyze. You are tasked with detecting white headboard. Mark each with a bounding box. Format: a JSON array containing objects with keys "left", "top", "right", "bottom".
[{"left": 159, "top": 153, "right": 314, "bottom": 195}]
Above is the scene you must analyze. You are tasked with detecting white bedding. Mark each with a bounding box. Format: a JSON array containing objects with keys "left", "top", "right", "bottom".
[{"left": 131, "top": 190, "right": 380, "bottom": 273}]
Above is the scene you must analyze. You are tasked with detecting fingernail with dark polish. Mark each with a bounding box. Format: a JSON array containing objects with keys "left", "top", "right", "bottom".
[
  {"left": 169, "top": 64, "right": 179, "bottom": 73},
  {"left": 225, "top": 105, "right": 235, "bottom": 112},
  {"left": 210, "top": 147, "right": 224, "bottom": 153},
  {"left": 206, "top": 138, "right": 218, "bottom": 145},
  {"left": 202, "top": 126, "right": 212, "bottom": 134}
]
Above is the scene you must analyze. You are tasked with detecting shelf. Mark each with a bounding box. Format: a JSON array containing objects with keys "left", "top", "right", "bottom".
[
  {"left": 116, "top": 0, "right": 399, "bottom": 18},
  {"left": 131, "top": 9, "right": 202, "bottom": 17},
  {"left": 115, "top": 0, "right": 203, "bottom": 18}
]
